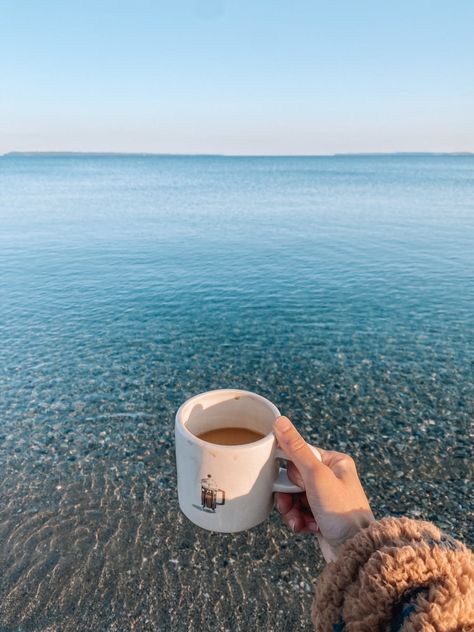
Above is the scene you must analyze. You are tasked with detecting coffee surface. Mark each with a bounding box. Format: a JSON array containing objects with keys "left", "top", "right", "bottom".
[{"left": 197, "top": 427, "right": 266, "bottom": 446}]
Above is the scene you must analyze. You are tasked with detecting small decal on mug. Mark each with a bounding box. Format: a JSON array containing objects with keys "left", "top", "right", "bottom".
[{"left": 200, "top": 474, "right": 226, "bottom": 512}]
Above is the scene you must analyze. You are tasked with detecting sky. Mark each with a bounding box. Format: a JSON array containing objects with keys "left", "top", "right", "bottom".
[{"left": 1, "top": 0, "right": 473, "bottom": 155}]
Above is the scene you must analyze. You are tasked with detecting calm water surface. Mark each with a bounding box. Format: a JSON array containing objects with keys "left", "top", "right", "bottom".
[{"left": 0, "top": 155, "right": 473, "bottom": 631}]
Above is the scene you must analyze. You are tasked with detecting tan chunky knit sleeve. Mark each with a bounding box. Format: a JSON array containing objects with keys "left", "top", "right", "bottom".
[{"left": 312, "top": 517, "right": 474, "bottom": 631}]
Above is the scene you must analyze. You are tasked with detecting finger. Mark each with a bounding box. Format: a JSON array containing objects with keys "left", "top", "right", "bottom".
[
  {"left": 293, "top": 495, "right": 315, "bottom": 520},
  {"left": 273, "top": 417, "right": 323, "bottom": 473},
  {"left": 286, "top": 461, "right": 305, "bottom": 489},
  {"left": 303, "top": 514, "right": 319, "bottom": 533},
  {"left": 274, "top": 492, "right": 294, "bottom": 515},
  {"left": 280, "top": 506, "right": 306, "bottom": 533},
  {"left": 281, "top": 506, "right": 319, "bottom": 534}
]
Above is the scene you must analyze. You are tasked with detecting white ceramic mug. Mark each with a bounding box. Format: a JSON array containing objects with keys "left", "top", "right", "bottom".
[{"left": 175, "top": 388, "right": 321, "bottom": 533}]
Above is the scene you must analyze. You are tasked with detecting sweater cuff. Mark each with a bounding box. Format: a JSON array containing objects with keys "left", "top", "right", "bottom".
[{"left": 311, "top": 517, "right": 474, "bottom": 631}]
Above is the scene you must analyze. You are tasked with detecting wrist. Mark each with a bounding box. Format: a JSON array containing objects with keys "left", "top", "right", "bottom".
[{"left": 321, "top": 511, "right": 375, "bottom": 563}]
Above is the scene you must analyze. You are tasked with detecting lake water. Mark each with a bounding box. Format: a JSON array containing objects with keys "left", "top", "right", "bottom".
[{"left": 0, "top": 155, "right": 473, "bottom": 631}]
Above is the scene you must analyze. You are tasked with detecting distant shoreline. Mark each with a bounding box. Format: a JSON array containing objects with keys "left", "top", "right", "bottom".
[{"left": 2, "top": 151, "right": 473, "bottom": 158}]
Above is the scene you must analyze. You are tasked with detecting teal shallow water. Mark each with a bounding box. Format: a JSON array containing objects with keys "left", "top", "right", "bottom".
[{"left": 0, "top": 155, "right": 473, "bottom": 631}]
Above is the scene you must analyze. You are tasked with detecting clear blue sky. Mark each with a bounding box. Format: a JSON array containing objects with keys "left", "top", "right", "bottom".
[{"left": 1, "top": 0, "right": 473, "bottom": 154}]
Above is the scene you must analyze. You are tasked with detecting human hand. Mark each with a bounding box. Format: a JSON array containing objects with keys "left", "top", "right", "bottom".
[{"left": 273, "top": 416, "right": 375, "bottom": 562}]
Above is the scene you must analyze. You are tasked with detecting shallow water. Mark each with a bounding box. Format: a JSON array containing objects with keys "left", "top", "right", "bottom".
[{"left": 0, "top": 155, "right": 473, "bottom": 631}]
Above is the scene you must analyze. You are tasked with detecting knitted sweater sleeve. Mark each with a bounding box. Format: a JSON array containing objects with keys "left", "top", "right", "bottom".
[{"left": 311, "top": 517, "right": 474, "bottom": 631}]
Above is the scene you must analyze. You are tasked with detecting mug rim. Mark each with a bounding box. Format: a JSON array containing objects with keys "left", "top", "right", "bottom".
[{"left": 175, "top": 388, "right": 280, "bottom": 450}]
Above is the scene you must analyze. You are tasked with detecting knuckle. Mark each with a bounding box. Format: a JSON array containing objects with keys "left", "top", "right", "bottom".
[
  {"left": 341, "top": 455, "right": 356, "bottom": 469},
  {"left": 287, "top": 436, "right": 307, "bottom": 453}
]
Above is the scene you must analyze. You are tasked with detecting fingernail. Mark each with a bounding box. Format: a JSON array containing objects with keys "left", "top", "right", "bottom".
[
  {"left": 274, "top": 497, "right": 281, "bottom": 512},
  {"left": 274, "top": 416, "right": 292, "bottom": 432},
  {"left": 289, "top": 518, "right": 297, "bottom": 532}
]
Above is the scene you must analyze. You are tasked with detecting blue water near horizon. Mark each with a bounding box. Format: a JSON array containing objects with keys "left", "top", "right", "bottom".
[
  {"left": 0, "top": 154, "right": 473, "bottom": 630},
  {"left": 2, "top": 154, "right": 473, "bottom": 397}
]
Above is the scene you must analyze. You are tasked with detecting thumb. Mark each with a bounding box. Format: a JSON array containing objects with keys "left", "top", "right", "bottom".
[{"left": 273, "top": 416, "right": 322, "bottom": 474}]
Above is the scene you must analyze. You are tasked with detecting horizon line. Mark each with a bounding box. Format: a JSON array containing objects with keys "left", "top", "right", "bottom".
[{"left": 2, "top": 150, "right": 474, "bottom": 158}]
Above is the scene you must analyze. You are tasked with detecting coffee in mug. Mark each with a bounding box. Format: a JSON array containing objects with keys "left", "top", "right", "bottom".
[{"left": 197, "top": 427, "right": 266, "bottom": 446}]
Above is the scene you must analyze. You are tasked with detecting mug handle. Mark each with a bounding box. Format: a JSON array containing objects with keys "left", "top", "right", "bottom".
[{"left": 272, "top": 445, "right": 322, "bottom": 493}]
